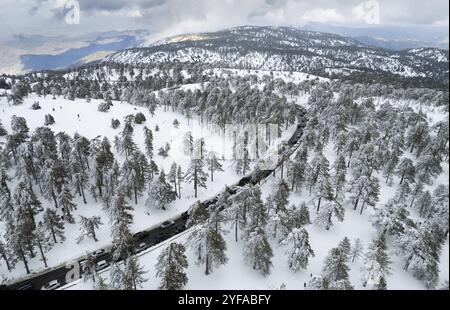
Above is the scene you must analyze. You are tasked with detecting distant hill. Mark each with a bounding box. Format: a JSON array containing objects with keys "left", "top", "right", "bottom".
[{"left": 105, "top": 26, "right": 449, "bottom": 86}]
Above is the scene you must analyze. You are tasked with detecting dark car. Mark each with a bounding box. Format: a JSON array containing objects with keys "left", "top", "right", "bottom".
[
  {"left": 160, "top": 220, "right": 175, "bottom": 229},
  {"left": 133, "top": 231, "right": 149, "bottom": 240},
  {"left": 175, "top": 224, "right": 186, "bottom": 233},
  {"left": 92, "top": 249, "right": 107, "bottom": 259}
]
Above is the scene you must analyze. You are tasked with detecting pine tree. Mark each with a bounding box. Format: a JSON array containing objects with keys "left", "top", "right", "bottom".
[
  {"left": 155, "top": 242, "right": 189, "bottom": 290},
  {"left": 332, "top": 154, "right": 347, "bottom": 199},
  {"left": 268, "top": 179, "right": 291, "bottom": 240},
  {"left": 348, "top": 175, "right": 380, "bottom": 215},
  {"left": 115, "top": 255, "right": 148, "bottom": 290},
  {"left": 77, "top": 216, "right": 103, "bottom": 243},
  {"left": 35, "top": 221, "right": 50, "bottom": 268},
  {"left": 42, "top": 208, "right": 65, "bottom": 244},
  {"left": 281, "top": 228, "right": 315, "bottom": 272},
  {"left": 185, "top": 158, "right": 208, "bottom": 198},
  {"left": 168, "top": 163, "right": 178, "bottom": 196},
  {"left": 287, "top": 147, "right": 308, "bottom": 192},
  {"left": 395, "top": 223, "right": 443, "bottom": 289},
  {"left": 382, "top": 150, "right": 399, "bottom": 185},
  {"left": 350, "top": 238, "right": 364, "bottom": 263},
  {"left": 227, "top": 186, "right": 262, "bottom": 242},
  {"left": 183, "top": 131, "right": 194, "bottom": 156},
  {"left": 143, "top": 126, "right": 153, "bottom": 159},
  {"left": 109, "top": 187, "right": 135, "bottom": 261},
  {"left": 0, "top": 239, "right": 16, "bottom": 272},
  {"left": 395, "top": 158, "right": 415, "bottom": 185},
  {"left": 206, "top": 152, "right": 224, "bottom": 182},
  {"left": 372, "top": 199, "right": 411, "bottom": 237},
  {"left": 289, "top": 203, "right": 311, "bottom": 228},
  {"left": 415, "top": 154, "right": 442, "bottom": 185},
  {"left": 409, "top": 181, "right": 424, "bottom": 209},
  {"left": 243, "top": 227, "right": 273, "bottom": 276},
  {"left": 363, "top": 233, "right": 391, "bottom": 288},
  {"left": 189, "top": 207, "right": 228, "bottom": 275},
  {"left": 83, "top": 253, "right": 101, "bottom": 283},
  {"left": 186, "top": 201, "right": 209, "bottom": 228},
  {"left": 310, "top": 155, "right": 334, "bottom": 214},
  {"left": 58, "top": 185, "right": 77, "bottom": 223},
  {"left": 414, "top": 190, "right": 432, "bottom": 218},
  {"left": 176, "top": 166, "right": 183, "bottom": 198},
  {"left": 321, "top": 240, "right": 353, "bottom": 290},
  {"left": 146, "top": 171, "right": 177, "bottom": 211},
  {"left": 314, "top": 200, "right": 345, "bottom": 231},
  {"left": 0, "top": 120, "right": 7, "bottom": 136}
]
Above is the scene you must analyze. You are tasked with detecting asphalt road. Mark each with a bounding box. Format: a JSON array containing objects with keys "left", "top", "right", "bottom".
[{"left": 4, "top": 107, "right": 307, "bottom": 291}]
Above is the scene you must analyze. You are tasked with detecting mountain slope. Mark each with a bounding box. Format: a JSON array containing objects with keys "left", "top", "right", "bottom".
[{"left": 105, "top": 26, "right": 449, "bottom": 85}]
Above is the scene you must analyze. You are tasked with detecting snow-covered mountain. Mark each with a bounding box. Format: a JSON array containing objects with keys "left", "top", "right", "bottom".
[{"left": 105, "top": 26, "right": 449, "bottom": 83}]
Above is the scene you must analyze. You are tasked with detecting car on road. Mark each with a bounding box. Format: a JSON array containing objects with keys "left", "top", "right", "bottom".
[
  {"left": 133, "top": 231, "right": 149, "bottom": 240},
  {"left": 41, "top": 280, "right": 60, "bottom": 290},
  {"left": 95, "top": 260, "right": 110, "bottom": 271},
  {"left": 137, "top": 242, "right": 148, "bottom": 252},
  {"left": 175, "top": 224, "right": 186, "bottom": 233},
  {"left": 160, "top": 220, "right": 175, "bottom": 229},
  {"left": 92, "top": 249, "right": 107, "bottom": 259},
  {"left": 17, "top": 282, "right": 34, "bottom": 290}
]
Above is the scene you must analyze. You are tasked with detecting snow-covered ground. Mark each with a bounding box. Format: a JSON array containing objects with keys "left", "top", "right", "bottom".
[
  {"left": 0, "top": 68, "right": 448, "bottom": 290},
  {"left": 0, "top": 93, "right": 295, "bottom": 283},
  {"left": 65, "top": 155, "right": 448, "bottom": 290},
  {"left": 62, "top": 93, "right": 449, "bottom": 291}
]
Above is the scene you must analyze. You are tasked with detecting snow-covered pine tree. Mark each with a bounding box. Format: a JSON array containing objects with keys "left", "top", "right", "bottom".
[
  {"left": 143, "top": 126, "right": 153, "bottom": 159},
  {"left": 347, "top": 175, "right": 380, "bottom": 215},
  {"left": 321, "top": 239, "right": 353, "bottom": 290},
  {"left": 206, "top": 152, "right": 224, "bottom": 182},
  {"left": 362, "top": 233, "right": 391, "bottom": 289},
  {"left": 122, "top": 255, "right": 147, "bottom": 290},
  {"left": 288, "top": 203, "right": 311, "bottom": 229},
  {"left": 268, "top": 179, "right": 291, "bottom": 240},
  {"left": 281, "top": 228, "right": 315, "bottom": 272},
  {"left": 58, "top": 185, "right": 77, "bottom": 223},
  {"left": 168, "top": 163, "right": 178, "bottom": 197},
  {"left": 35, "top": 221, "right": 51, "bottom": 268},
  {"left": 186, "top": 201, "right": 209, "bottom": 228},
  {"left": 332, "top": 154, "right": 347, "bottom": 199},
  {"left": 183, "top": 131, "right": 194, "bottom": 156},
  {"left": 42, "top": 208, "right": 65, "bottom": 244},
  {"left": 145, "top": 170, "right": 177, "bottom": 211},
  {"left": 243, "top": 227, "right": 273, "bottom": 276},
  {"left": 77, "top": 216, "right": 103, "bottom": 243},
  {"left": 314, "top": 200, "right": 345, "bottom": 231},
  {"left": 184, "top": 158, "right": 208, "bottom": 198},
  {"left": 415, "top": 154, "right": 442, "bottom": 185},
  {"left": 155, "top": 242, "right": 189, "bottom": 290},
  {"left": 372, "top": 199, "right": 412, "bottom": 237},
  {"left": 0, "top": 239, "right": 16, "bottom": 272},
  {"left": 109, "top": 187, "right": 135, "bottom": 261},
  {"left": 350, "top": 238, "right": 364, "bottom": 263},
  {"left": 394, "top": 223, "right": 444, "bottom": 289},
  {"left": 308, "top": 154, "right": 334, "bottom": 213},
  {"left": 395, "top": 158, "right": 415, "bottom": 185}
]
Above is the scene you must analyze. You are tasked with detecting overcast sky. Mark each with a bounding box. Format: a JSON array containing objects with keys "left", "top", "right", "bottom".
[{"left": 0, "top": 0, "right": 448, "bottom": 39}]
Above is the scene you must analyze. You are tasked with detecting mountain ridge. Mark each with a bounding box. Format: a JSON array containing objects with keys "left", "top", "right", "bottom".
[{"left": 105, "top": 26, "right": 449, "bottom": 85}]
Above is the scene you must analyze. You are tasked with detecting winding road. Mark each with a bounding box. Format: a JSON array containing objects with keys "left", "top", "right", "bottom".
[{"left": 3, "top": 106, "right": 307, "bottom": 290}]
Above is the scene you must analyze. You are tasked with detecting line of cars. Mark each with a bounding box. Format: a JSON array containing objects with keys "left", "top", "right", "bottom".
[{"left": 13, "top": 220, "right": 185, "bottom": 290}]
